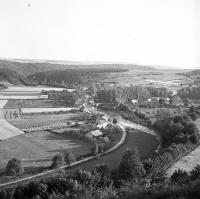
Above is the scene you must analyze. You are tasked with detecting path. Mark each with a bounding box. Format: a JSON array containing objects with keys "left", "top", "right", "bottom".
[
  {"left": 0, "top": 100, "right": 24, "bottom": 140},
  {"left": 166, "top": 119, "right": 200, "bottom": 177}
]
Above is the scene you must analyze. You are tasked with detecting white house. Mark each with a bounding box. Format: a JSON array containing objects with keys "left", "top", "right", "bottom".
[{"left": 131, "top": 99, "right": 138, "bottom": 104}]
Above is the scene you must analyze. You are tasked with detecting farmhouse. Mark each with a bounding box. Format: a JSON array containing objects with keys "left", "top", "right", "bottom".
[{"left": 86, "top": 129, "right": 103, "bottom": 139}]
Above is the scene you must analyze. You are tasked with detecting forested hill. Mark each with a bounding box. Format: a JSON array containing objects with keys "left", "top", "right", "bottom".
[
  {"left": 29, "top": 68, "right": 128, "bottom": 86},
  {"left": 0, "top": 59, "right": 155, "bottom": 77},
  {"left": 0, "top": 68, "right": 35, "bottom": 86}
]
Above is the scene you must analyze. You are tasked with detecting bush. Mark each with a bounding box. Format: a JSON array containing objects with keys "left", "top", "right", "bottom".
[
  {"left": 171, "top": 169, "right": 189, "bottom": 184},
  {"left": 113, "top": 118, "right": 118, "bottom": 124},
  {"left": 6, "top": 158, "right": 24, "bottom": 176},
  {"left": 51, "top": 154, "right": 64, "bottom": 168},
  {"left": 64, "top": 150, "right": 75, "bottom": 165},
  {"left": 189, "top": 112, "right": 198, "bottom": 121},
  {"left": 190, "top": 165, "right": 200, "bottom": 180}
]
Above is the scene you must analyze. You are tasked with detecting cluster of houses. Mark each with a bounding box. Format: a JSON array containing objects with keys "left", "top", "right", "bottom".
[
  {"left": 85, "top": 115, "right": 110, "bottom": 142},
  {"left": 131, "top": 94, "right": 184, "bottom": 107}
]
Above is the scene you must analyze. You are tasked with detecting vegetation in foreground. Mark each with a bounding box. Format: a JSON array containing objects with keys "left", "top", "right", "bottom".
[{"left": 2, "top": 149, "right": 200, "bottom": 199}]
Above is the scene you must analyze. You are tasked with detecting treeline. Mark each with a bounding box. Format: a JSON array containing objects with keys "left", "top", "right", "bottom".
[
  {"left": 178, "top": 86, "right": 200, "bottom": 99},
  {"left": 29, "top": 68, "right": 128, "bottom": 86},
  {"left": 2, "top": 149, "right": 200, "bottom": 199},
  {"left": 95, "top": 86, "right": 169, "bottom": 103}
]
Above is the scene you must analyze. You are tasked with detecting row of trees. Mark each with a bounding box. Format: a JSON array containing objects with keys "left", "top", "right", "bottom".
[
  {"left": 178, "top": 86, "right": 200, "bottom": 99},
  {"left": 95, "top": 86, "right": 169, "bottom": 104},
  {"left": 5, "top": 150, "right": 75, "bottom": 177}
]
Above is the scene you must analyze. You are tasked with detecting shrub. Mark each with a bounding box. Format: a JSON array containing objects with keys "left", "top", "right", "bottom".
[
  {"left": 64, "top": 150, "right": 75, "bottom": 165},
  {"left": 6, "top": 158, "right": 24, "bottom": 176},
  {"left": 51, "top": 154, "right": 64, "bottom": 168},
  {"left": 171, "top": 169, "right": 189, "bottom": 184},
  {"left": 190, "top": 165, "right": 200, "bottom": 180},
  {"left": 189, "top": 112, "right": 198, "bottom": 121},
  {"left": 113, "top": 118, "right": 118, "bottom": 124}
]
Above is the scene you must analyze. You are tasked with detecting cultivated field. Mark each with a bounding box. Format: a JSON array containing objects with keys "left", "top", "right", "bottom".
[
  {"left": 93, "top": 69, "right": 193, "bottom": 92},
  {"left": 7, "top": 113, "right": 80, "bottom": 130},
  {"left": 4, "top": 99, "right": 56, "bottom": 109}
]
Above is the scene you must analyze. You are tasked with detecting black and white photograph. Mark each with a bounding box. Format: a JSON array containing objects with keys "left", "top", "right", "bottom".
[{"left": 0, "top": 0, "right": 199, "bottom": 198}]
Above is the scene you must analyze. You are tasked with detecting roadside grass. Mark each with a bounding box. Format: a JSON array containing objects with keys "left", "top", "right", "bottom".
[{"left": 0, "top": 130, "right": 91, "bottom": 184}]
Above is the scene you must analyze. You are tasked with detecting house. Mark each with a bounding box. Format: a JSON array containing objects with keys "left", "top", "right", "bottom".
[
  {"left": 86, "top": 130, "right": 103, "bottom": 139},
  {"left": 97, "top": 121, "right": 108, "bottom": 129},
  {"left": 131, "top": 99, "right": 138, "bottom": 104}
]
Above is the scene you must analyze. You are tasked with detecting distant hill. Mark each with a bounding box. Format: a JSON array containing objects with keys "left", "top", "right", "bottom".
[
  {"left": 0, "top": 59, "right": 155, "bottom": 77},
  {"left": 0, "top": 58, "right": 155, "bottom": 85},
  {"left": 29, "top": 68, "right": 129, "bottom": 86},
  {"left": 0, "top": 68, "right": 35, "bottom": 86}
]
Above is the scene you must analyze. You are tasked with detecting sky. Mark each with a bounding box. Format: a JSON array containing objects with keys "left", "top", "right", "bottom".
[{"left": 0, "top": 0, "right": 199, "bottom": 69}]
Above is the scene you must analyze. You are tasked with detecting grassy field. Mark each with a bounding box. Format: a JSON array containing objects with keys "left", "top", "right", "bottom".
[{"left": 0, "top": 130, "right": 91, "bottom": 183}]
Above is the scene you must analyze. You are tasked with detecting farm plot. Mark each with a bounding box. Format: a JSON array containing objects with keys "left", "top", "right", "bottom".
[
  {"left": 7, "top": 113, "right": 80, "bottom": 130},
  {"left": 0, "top": 130, "right": 91, "bottom": 183},
  {"left": 4, "top": 99, "right": 56, "bottom": 109}
]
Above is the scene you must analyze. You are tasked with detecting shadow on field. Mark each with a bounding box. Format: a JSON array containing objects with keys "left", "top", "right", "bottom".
[
  {"left": 44, "top": 131, "right": 75, "bottom": 141},
  {"left": 24, "top": 157, "right": 51, "bottom": 163}
]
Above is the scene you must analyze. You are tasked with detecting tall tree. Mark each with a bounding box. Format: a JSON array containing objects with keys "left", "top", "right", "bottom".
[{"left": 119, "top": 148, "right": 145, "bottom": 181}]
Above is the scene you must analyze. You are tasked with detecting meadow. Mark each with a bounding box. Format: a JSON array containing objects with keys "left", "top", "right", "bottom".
[{"left": 0, "top": 130, "right": 91, "bottom": 183}]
